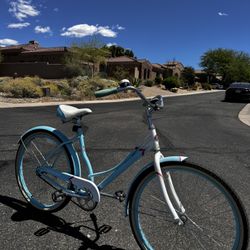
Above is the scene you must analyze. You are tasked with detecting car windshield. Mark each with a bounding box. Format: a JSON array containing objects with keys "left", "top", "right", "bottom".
[{"left": 230, "top": 82, "right": 250, "bottom": 88}]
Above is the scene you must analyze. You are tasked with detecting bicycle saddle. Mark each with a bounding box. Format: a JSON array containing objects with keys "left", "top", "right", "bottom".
[{"left": 57, "top": 104, "right": 92, "bottom": 122}]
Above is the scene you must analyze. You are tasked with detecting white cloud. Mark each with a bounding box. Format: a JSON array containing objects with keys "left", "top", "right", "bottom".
[
  {"left": 106, "top": 43, "right": 117, "bottom": 47},
  {"left": 7, "top": 22, "right": 30, "bottom": 29},
  {"left": 116, "top": 25, "right": 125, "bottom": 30},
  {"left": 34, "top": 25, "right": 52, "bottom": 34},
  {"left": 97, "top": 26, "right": 117, "bottom": 37},
  {"left": 61, "top": 24, "right": 98, "bottom": 37},
  {"left": 54, "top": 8, "right": 59, "bottom": 12},
  {"left": 0, "top": 38, "right": 19, "bottom": 47},
  {"left": 61, "top": 24, "right": 117, "bottom": 38},
  {"left": 218, "top": 12, "right": 228, "bottom": 16},
  {"left": 9, "top": 0, "right": 40, "bottom": 21}
]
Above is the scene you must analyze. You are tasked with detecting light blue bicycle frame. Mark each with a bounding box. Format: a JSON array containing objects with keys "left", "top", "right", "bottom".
[{"left": 21, "top": 87, "right": 187, "bottom": 224}]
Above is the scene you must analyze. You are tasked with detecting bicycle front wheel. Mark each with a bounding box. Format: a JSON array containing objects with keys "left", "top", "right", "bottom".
[
  {"left": 15, "top": 130, "right": 74, "bottom": 212},
  {"left": 129, "top": 162, "right": 248, "bottom": 250}
]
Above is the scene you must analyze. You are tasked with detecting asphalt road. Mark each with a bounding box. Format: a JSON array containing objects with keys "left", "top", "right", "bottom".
[{"left": 1, "top": 91, "right": 250, "bottom": 249}]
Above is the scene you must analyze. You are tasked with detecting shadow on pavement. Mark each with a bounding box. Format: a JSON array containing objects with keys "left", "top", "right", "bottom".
[{"left": 0, "top": 195, "right": 125, "bottom": 250}]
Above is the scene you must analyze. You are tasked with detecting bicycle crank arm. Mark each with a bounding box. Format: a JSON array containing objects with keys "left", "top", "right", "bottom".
[{"left": 37, "top": 166, "right": 100, "bottom": 203}]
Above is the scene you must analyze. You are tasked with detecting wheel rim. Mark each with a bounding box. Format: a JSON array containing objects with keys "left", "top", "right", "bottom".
[
  {"left": 17, "top": 132, "right": 72, "bottom": 211},
  {"left": 131, "top": 165, "right": 243, "bottom": 250}
]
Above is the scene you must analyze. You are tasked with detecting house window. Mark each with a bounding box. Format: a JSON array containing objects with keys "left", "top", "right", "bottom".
[{"left": 144, "top": 69, "right": 147, "bottom": 79}]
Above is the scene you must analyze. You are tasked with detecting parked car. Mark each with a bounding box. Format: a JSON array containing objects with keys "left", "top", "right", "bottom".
[{"left": 225, "top": 82, "right": 250, "bottom": 101}]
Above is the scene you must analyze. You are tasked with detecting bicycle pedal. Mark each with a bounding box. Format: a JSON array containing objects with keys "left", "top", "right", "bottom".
[
  {"left": 115, "top": 190, "right": 126, "bottom": 202},
  {"left": 52, "top": 191, "right": 65, "bottom": 202}
]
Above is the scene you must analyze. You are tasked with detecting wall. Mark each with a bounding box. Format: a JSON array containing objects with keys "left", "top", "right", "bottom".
[{"left": 0, "top": 62, "right": 69, "bottom": 79}]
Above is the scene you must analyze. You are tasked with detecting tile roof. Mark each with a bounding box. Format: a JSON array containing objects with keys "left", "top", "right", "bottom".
[
  {"left": 21, "top": 47, "right": 68, "bottom": 54},
  {"left": 0, "top": 41, "right": 68, "bottom": 54},
  {"left": 107, "top": 56, "right": 137, "bottom": 63}
]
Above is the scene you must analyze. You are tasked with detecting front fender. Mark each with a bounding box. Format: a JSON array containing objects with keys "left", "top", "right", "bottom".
[
  {"left": 125, "top": 155, "right": 188, "bottom": 216},
  {"left": 19, "top": 126, "right": 81, "bottom": 177}
]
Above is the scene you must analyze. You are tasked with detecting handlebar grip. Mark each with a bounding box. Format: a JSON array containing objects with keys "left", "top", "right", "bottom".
[{"left": 95, "top": 87, "right": 118, "bottom": 98}]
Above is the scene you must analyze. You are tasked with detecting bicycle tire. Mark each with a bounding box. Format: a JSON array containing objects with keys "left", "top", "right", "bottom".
[
  {"left": 15, "top": 130, "right": 74, "bottom": 212},
  {"left": 129, "top": 161, "right": 248, "bottom": 250}
]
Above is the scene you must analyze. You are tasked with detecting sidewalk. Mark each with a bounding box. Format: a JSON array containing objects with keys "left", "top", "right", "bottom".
[
  {"left": 238, "top": 104, "right": 250, "bottom": 127},
  {"left": 0, "top": 89, "right": 222, "bottom": 108}
]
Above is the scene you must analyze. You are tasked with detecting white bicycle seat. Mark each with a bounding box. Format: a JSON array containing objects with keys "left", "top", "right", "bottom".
[{"left": 57, "top": 104, "right": 92, "bottom": 122}]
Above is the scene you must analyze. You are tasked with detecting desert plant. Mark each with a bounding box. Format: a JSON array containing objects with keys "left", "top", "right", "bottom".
[
  {"left": 163, "top": 76, "right": 180, "bottom": 90},
  {"left": 1, "top": 77, "right": 43, "bottom": 98},
  {"left": 202, "top": 83, "right": 212, "bottom": 90},
  {"left": 155, "top": 76, "right": 162, "bottom": 85}
]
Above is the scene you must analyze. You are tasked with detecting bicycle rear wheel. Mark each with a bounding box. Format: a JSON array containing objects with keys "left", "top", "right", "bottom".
[
  {"left": 15, "top": 130, "right": 74, "bottom": 212},
  {"left": 129, "top": 162, "right": 248, "bottom": 250}
]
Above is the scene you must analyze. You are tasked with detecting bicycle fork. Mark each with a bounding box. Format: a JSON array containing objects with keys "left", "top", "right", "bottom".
[{"left": 154, "top": 151, "right": 186, "bottom": 225}]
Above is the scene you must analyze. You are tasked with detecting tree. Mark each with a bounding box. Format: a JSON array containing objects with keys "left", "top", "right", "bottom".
[
  {"left": 200, "top": 48, "right": 250, "bottom": 87},
  {"left": 181, "top": 66, "right": 195, "bottom": 87},
  {"left": 106, "top": 45, "right": 134, "bottom": 58},
  {"left": 111, "top": 66, "right": 132, "bottom": 82},
  {"left": 65, "top": 38, "right": 111, "bottom": 77}
]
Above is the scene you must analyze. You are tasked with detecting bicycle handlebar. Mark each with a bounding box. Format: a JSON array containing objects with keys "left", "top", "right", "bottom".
[
  {"left": 94, "top": 87, "right": 118, "bottom": 98},
  {"left": 94, "top": 85, "right": 163, "bottom": 110}
]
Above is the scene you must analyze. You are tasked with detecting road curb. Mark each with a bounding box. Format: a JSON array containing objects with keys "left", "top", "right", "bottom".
[
  {"left": 238, "top": 104, "right": 250, "bottom": 127},
  {"left": 0, "top": 90, "right": 222, "bottom": 109}
]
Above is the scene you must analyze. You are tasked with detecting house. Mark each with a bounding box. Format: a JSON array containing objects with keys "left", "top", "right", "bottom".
[
  {"left": 106, "top": 56, "right": 174, "bottom": 82},
  {"left": 151, "top": 63, "right": 172, "bottom": 80},
  {"left": 106, "top": 56, "right": 153, "bottom": 81},
  {"left": 163, "top": 61, "right": 184, "bottom": 78},
  {"left": 0, "top": 40, "right": 186, "bottom": 81},
  {"left": 0, "top": 40, "right": 70, "bottom": 78}
]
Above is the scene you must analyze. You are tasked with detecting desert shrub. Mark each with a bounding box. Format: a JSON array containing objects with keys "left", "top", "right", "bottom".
[
  {"left": 1, "top": 77, "right": 42, "bottom": 98},
  {"left": 163, "top": 76, "right": 180, "bottom": 90},
  {"left": 202, "top": 83, "right": 212, "bottom": 90},
  {"left": 77, "top": 77, "right": 117, "bottom": 98},
  {"left": 69, "top": 76, "right": 89, "bottom": 88},
  {"left": 41, "top": 82, "right": 59, "bottom": 97},
  {"left": 155, "top": 76, "right": 162, "bottom": 85},
  {"left": 55, "top": 80, "right": 72, "bottom": 96},
  {"left": 144, "top": 80, "right": 154, "bottom": 87}
]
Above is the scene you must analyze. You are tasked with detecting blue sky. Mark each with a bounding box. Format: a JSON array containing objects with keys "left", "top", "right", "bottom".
[{"left": 1, "top": 0, "right": 250, "bottom": 68}]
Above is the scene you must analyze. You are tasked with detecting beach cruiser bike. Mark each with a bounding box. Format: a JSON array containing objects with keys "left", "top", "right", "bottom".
[{"left": 16, "top": 79, "right": 248, "bottom": 249}]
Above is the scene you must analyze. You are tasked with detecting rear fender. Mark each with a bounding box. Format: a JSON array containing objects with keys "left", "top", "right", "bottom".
[
  {"left": 18, "top": 126, "right": 81, "bottom": 177},
  {"left": 125, "top": 156, "right": 188, "bottom": 216}
]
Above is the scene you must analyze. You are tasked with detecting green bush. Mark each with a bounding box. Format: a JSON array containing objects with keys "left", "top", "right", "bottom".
[
  {"left": 77, "top": 77, "right": 117, "bottom": 98},
  {"left": 163, "top": 76, "right": 180, "bottom": 90},
  {"left": 41, "top": 82, "right": 59, "bottom": 97},
  {"left": 155, "top": 76, "right": 162, "bottom": 85},
  {"left": 1, "top": 77, "right": 43, "bottom": 98}
]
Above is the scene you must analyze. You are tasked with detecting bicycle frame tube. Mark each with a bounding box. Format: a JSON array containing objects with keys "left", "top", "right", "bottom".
[
  {"left": 79, "top": 129, "right": 155, "bottom": 190},
  {"left": 147, "top": 108, "right": 185, "bottom": 223}
]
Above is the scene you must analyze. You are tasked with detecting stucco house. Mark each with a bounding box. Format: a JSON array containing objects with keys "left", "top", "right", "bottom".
[
  {"left": 106, "top": 56, "right": 174, "bottom": 82},
  {"left": 163, "top": 61, "right": 184, "bottom": 78},
  {"left": 0, "top": 40, "right": 70, "bottom": 78},
  {"left": 0, "top": 41, "right": 186, "bottom": 81}
]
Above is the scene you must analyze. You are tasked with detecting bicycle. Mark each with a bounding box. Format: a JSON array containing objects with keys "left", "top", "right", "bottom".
[{"left": 15, "top": 79, "right": 248, "bottom": 249}]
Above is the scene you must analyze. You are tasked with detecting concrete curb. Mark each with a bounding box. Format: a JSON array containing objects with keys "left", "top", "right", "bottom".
[
  {"left": 238, "top": 104, "right": 250, "bottom": 127},
  {"left": 0, "top": 90, "right": 222, "bottom": 109}
]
